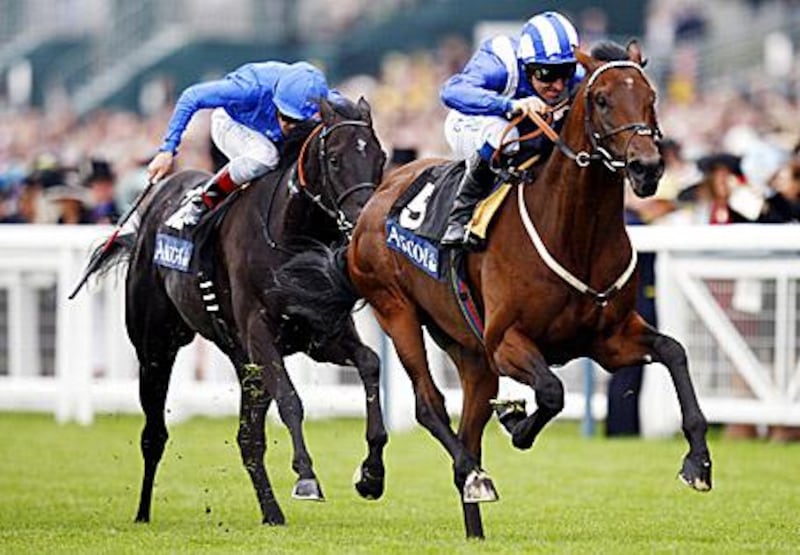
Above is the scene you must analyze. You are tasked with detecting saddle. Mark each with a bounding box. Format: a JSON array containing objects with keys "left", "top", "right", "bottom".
[{"left": 386, "top": 160, "right": 515, "bottom": 279}]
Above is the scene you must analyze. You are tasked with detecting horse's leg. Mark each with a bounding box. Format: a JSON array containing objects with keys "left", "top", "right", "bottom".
[
  {"left": 491, "top": 327, "right": 565, "bottom": 450},
  {"left": 592, "top": 313, "right": 712, "bottom": 491},
  {"left": 234, "top": 361, "right": 286, "bottom": 524},
  {"left": 244, "top": 315, "right": 323, "bottom": 501},
  {"left": 375, "top": 304, "right": 497, "bottom": 539},
  {"left": 128, "top": 287, "right": 193, "bottom": 523},
  {"left": 310, "top": 319, "right": 388, "bottom": 500},
  {"left": 450, "top": 345, "right": 499, "bottom": 540}
]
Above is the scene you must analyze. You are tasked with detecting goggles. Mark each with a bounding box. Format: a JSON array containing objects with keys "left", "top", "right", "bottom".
[
  {"left": 278, "top": 111, "right": 304, "bottom": 125},
  {"left": 528, "top": 63, "right": 576, "bottom": 83}
]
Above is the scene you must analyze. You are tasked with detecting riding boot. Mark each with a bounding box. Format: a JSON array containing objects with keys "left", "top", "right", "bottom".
[
  {"left": 440, "top": 154, "right": 495, "bottom": 249},
  {"left": 166, "top": 167, "right": 237, "bottom": 230}
]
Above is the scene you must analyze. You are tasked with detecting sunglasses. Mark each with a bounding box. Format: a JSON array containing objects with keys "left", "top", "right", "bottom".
[
  {"left": 528, "top": 63, "right": 576, "bottom": 83},
  {"left": 278, "top": 112, "right": 304, "bottom": 125}
]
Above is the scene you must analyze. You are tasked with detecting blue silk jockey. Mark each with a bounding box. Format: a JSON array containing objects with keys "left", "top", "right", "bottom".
[
  {"left": 440, "top": 11, "right": 584, "bottom": 248},
  {"left": 147, "top": 61, "right": 333, "bottom": 230}
]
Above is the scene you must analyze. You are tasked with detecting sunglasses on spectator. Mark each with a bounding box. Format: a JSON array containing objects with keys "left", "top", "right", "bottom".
[{"left": 528, "top": 63, "right": 576, "bottom": 83}]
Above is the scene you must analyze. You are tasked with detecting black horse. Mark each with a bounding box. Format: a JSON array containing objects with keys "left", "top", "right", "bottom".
[{"left": 78, "top": 97, "right": 388, "bottom": 526}]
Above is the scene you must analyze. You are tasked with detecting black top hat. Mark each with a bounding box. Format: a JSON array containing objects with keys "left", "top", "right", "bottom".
[
  {"left": 80, "top": 158, "right": 115, "bottom": 186},
  {"left": 696, "top": 153, "right": 743, "bottom": 177}
]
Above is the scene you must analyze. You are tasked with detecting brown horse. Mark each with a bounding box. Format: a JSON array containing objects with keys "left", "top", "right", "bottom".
[{"left": 272, "top": 43, "right": 712, "bottom": 539}]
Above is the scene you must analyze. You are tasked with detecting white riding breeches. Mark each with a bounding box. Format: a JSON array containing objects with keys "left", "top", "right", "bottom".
[
  {"left": 210, "top": 107, "right": 280, "bottom": 185},
  {"left": 443, "top": 109, "right": 520, "bottom": 160}
]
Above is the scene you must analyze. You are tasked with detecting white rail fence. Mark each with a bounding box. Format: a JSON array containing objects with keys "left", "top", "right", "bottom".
[{"left": 0, "top": 225, "right": 799, "bottom": 435}]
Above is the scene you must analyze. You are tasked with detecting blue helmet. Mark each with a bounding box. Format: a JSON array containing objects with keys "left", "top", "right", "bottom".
[
  {"left": 274, "top": 62, "right": 329, "bottom": 121},
  {"left": 518, "top": 11, "right": 580, "bottom": 65}
]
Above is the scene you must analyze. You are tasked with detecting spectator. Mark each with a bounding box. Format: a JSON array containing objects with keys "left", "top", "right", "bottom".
[
  {"left": 44, "top": 172, "right": 93, "bottom": 225},
  {"left": 80, "top": 158, "right": 120, "bottom": 224}
]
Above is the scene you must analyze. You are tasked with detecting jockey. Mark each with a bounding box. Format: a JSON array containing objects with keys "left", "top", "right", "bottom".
[
  {"left": 147, "top": 61, "right": 332, "bottom": 230},
  {"left": 439, "top": 11, "right": 584, "bottom": 248}
]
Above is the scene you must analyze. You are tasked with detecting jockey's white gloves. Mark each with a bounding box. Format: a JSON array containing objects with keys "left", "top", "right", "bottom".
[
  {"left": 509, "top": 96, "right": 548, "bottom": 118},
  {"left": 147, "top": 151, "right": 175, "bottom": 183}
]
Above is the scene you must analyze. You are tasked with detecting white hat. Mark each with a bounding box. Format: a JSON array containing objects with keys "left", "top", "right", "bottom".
[{"left": 740, "top": 140, "right": 789, "bottom": 193}]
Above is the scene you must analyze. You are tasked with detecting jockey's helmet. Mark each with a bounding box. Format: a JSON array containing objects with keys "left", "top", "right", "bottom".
[
  {"left": 274, "top": 62, "right": 329, "bottom": 121},
  {"left": 518, "top": 11, "right": 580, "bottom": 66}
]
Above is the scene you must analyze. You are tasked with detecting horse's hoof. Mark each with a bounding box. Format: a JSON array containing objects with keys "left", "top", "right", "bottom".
[
  {"left": 678, "top": 454, "right": 712, "bottom": 492},
  {"left": 462, "top": 469, "right": 499, "bottom": 503},
  {"left": 353, "top": 464, "right": 385, "bottom": 500},
  {"left": 292, "top": 478, "right": 325, "bottom": 501},
  {"left": 511, "top": 424, "right": 536, "bottom": 451},
  {"left": 262, "top": 511, "right": 286, "bottom": 526}
]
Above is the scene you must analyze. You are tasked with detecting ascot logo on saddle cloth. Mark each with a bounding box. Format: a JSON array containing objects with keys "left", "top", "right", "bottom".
[
  {"left": 386, "top": 162, "right": 465, "bottom": 280},
  {"left": 153, "top": 233, "right": 194, "bottom": 272}
]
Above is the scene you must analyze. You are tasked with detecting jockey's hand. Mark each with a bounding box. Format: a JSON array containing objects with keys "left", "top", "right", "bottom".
[
  {"left": 509, "top": 97, "right": 548, "bottom": 118},
  {"left": 147, "top": 151, "right": 174, "bottom": 183}
]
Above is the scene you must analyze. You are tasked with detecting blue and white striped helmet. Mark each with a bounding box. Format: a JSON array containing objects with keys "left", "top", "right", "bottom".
[{"left": 518, "top": 11, "right": 580, "bottom": 65}]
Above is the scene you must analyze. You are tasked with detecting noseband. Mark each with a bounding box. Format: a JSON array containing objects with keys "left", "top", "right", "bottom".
[{"left": 295, "top": 119, "right": 377, "bottom": 235}]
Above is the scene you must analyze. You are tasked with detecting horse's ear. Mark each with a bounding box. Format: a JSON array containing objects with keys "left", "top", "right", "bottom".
[
  {"left": 626, "top": 39, "right": 648, "bottom": 67},
  {"left": 575, "top": 49, "right": 600, "bottom": 73},
  {"left": 319, "top": 97, "right": 336, "bottom": 125},
  {"left": 357, "top": 96, "right": 372, "bottom": 125}
]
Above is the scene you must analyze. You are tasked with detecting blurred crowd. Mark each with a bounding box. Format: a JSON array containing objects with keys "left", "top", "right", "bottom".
[{"left": 3, "top": 5, "right": 800, "bottom": 230}]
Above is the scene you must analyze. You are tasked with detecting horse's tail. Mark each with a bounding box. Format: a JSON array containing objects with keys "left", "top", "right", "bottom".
[
  {"left": 270, "top": 243, "right": 360, "bottom": 339},
  {"left": 68, "top": 231, "right": 137, "bottom": 299}
]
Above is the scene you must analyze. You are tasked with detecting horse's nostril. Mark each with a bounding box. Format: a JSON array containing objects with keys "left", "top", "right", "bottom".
[
  {"left": 629, "top": 159, "right": 663, "bottom": 179},
  {"left": 628, "top": 160, "right": 645, "bottom": 176}
]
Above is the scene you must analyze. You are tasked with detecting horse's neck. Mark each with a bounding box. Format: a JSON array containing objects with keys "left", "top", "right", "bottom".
[
  {"left": 526, "top": 146, "right": 627, "bottom": 271},
  {"left": 269, "top": 167, "right": 338, "bottom": 242}
]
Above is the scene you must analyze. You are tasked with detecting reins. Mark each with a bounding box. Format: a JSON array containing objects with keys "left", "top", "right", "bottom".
[
  {"left": 495, "top": 60, "right": 661, "bottom": 173},
  {"left": 509, "top": 59, "right": 660, "bottom": 306}
]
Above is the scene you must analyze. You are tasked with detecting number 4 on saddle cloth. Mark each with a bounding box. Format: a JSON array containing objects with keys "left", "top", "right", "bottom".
[{"left": 386, "top": 161, "right": 514, "bottom": 341}]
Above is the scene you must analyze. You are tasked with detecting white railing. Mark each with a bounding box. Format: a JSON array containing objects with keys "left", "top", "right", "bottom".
[{"left": 0, "top": 224, "right": 799, "bottom": 435}]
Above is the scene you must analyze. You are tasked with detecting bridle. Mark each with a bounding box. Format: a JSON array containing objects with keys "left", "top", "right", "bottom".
[
  {"left": 522, "top": 60, "right": 662, "bottom": 173},
  {"left": 294, "top": 119, "right": 377, "bottom": 236},
  {"left": 580, "top": 60, "right": 663, "bottom": 172},
  {"left": 517, "top": 60, "right": 663, "bottom": 307}
]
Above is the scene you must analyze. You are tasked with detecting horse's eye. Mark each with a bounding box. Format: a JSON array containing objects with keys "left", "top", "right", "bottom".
[
  {"left": 596, "top": 94, "right": 608, "bottom": 109},
  {"left": 329, "top": 156, "right": 340, "bottom": 170}
]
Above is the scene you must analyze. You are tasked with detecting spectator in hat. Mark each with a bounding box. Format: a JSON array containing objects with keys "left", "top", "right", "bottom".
[
  {"left": 81, "top": 158, "right": 120, "bottom": 224},
  {"left": 1, "top": 167, "right": 64, "bottom": 224},
  {"left": 44, "top": 171, "right": 93, "bottom": 225}
]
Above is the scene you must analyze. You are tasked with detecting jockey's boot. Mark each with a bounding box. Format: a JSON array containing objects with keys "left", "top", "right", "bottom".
[
  {"left": 440, "top": 154, "right": 495, "bottom": 250},
  {"left": 166, "top": 167, "right": 237, "bottom": 231}
]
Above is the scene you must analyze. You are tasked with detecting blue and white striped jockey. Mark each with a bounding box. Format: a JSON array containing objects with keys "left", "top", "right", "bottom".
[
  {"left": 147, "top": 61, "right": 334, "bottom": 230},
  {"left": 439, "top": 11, "right": 584, "bottom": 248}
]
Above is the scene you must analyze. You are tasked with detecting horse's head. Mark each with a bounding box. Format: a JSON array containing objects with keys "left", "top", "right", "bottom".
[
  {"left": 296, "top": 96, "right": 386, "bottom": 236},
  {"left": 574, "top": 41, "right": 664, "bottom": 197}
]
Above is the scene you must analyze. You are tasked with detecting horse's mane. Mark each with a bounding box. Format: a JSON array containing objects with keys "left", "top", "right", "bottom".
[{"left": 589, "top": 40, "right": 630, "bottom": 62}]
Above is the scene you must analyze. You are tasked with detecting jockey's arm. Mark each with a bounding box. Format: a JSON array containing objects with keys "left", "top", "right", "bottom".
[
  {"left": 158, "top": 77, "right": 252, "bottom": 155},
  {"left": 440, "top": 45, "right": 515, "bottom": 117}
]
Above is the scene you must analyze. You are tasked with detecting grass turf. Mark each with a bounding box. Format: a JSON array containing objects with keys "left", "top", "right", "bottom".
[{"left": 0, "top": 413, "right": 798, "bottom": 554}]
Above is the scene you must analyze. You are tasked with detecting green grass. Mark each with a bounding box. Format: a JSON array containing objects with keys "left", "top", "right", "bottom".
[{"left": 0, "top": 413, "right": 798, "bottom": 554}]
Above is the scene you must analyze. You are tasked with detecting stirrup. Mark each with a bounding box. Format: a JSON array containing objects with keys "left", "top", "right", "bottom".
[
  {"left": 441, "top": 222, "right": 468, "bottom": 246},
  {"left": 490, "top": 398, "right": 527, "bottom": 420}
]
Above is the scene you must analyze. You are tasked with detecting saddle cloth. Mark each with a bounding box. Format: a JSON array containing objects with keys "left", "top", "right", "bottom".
[
  {"left": 385, "top": 160, "right": 513, "bottom": 279},
  {"left": 153, "top": 177, "right": 232, "bottom": 274}
]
